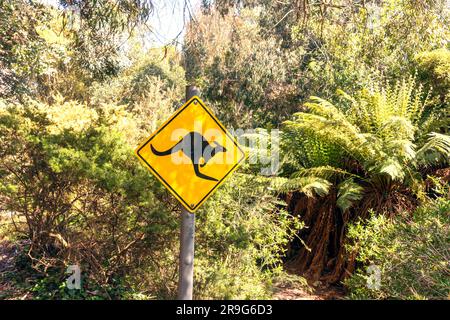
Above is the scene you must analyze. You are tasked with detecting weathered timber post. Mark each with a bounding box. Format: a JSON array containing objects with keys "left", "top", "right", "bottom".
[{"left": 177, "top": 85, "right": 199, "bottom": 300}]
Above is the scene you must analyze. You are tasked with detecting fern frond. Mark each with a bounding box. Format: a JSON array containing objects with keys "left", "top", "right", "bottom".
[
  {"left": 352, "top": 76, "right": 431, "bottom": 133},
  {"left": 268, "top": 176, "right": 289, "bottom": 190},
  {"left": 377, "top": 158, "right": 406, "bottom": 181},
  {"left": 291, "top": 166, "right": 359, "bottom": 180},
  {"left": 379, "top": 116, "right": 415, "bottom": 140},
  {"left": 416, "top": 132, "right": 450, "bottom": 165},
  {"left": 336, "top": 179, "right": 364, "bottom": 212},
  {"left": 277, "top": 176, "right": 332, "bottom": 198},
  {"left": 285, "top": 111, "right": 371, "bottom": 163},
  {"left": 385, "top": 139, "right": 416, "bottom": 162}
]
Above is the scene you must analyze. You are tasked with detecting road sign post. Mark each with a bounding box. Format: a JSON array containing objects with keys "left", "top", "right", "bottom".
[
  {"left": 178, "top": 205, "right": 195, "bottom": 299},
  {"left": 178, "top": 85, "right": 199, "bottom": 300}
]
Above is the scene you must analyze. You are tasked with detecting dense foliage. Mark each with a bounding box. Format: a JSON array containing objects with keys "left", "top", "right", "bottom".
[
  {"left": 0, "top": 97, "right": 299, "bottom": 299},
  {"left": 346, "top": 196, "right": 450, "bottom": 299},
  {"left": 186, "top": 0, "right": 450, "bottom": 127}
]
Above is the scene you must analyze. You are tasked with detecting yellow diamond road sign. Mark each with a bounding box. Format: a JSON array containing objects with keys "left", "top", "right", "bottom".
[{"left": 135, "top": 96, "right": 246, "bottom": 212}]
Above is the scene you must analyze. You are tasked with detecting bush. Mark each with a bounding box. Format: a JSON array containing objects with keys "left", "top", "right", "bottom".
[
  {"left": 415, "top": 48, "right": 450, "bottom": 133},
  {"left": 345, "top": 197, "right": 450, "bottom": 300},
  {"left": 415, "top": 48, "right": 450, "bottom": 104},
  {"left": 88, "top": 45, "right": 185, "bottom": 134},
  {"left": 0, "top": 97, "right": 178, "bottom": 299},
  {"left": 194, "top": 173, "right": 302, "bottom": 299}
]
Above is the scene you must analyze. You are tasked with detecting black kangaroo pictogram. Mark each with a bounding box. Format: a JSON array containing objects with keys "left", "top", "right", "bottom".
[{"left": 150, "top": 132, "right": 227, "bottom": 181}]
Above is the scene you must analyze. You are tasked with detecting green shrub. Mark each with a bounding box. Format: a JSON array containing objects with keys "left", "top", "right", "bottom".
[
  {"left": 415, "top": 48, "right": 450, "bottom": 103},
  {"left": 0, "top": 97, "right": 178, "bottom": 299},
  {"left": 194, "top": 173, "right": 303, "bottom": 299},
  {"left": 415, "top": 48, "right": 450, "bottom": 133},
  {"left": 345, "top": 197, "right": 450, "bottom": 300}
]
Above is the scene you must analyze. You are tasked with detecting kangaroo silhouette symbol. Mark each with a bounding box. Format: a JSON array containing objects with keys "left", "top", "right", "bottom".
[{"left": 150, "top": 132, "right": 227, "bottom": 181}]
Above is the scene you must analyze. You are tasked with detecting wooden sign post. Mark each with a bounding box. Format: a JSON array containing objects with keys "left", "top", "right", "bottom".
[{"left": 177, "top": 85, "right": 199, "bottom": 300}]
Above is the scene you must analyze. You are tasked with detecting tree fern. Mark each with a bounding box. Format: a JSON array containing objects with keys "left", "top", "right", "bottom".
[{"left": 282, "top": 76, "right": 449, "bottom": 213}]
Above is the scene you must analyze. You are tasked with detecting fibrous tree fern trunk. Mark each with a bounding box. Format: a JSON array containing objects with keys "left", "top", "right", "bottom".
[
  {"left": 285, "top": 183, "right": 419, "bottom": 283},
  {"left": 285, "top": 191, "right": 355, "bottom": 283}
]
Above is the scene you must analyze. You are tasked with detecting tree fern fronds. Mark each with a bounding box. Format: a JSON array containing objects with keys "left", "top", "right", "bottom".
[
  {"left": 266, "top": 176, "right": 289, "bottom": 190},
  {"left": 287, "top": 110, "right": 367, "bottom": 147},
  {"left": 290, "top": 112, "right": 328, "bottom": 124},
  {"left": 336, "top": 179, "right": 364, "bottom": 212},
  {"left": 288, "top": 122, "right": 371, "bottom": 164},
  {"left": 304, "top": 96, "right": 345, "bottom": 119},
  {"left": 280, "top": 77, "right": 445, "bottom": 215},
  {"left": 291, "top": 166, "right": 359, "bottom": 180},
  {"left": 293, "top": 103, "right": 361, "bottom": 140},
  {"left": 351, "top": 76, "right": 431, "bottom": 134},
  {"left": 417, "top": 112, "right": 438, "bottom": 139},
  {"left": 377, "top": 158, "right": 406, "bottom": 181},
  {"left": 408, "top": 83, "right": 430, "bottom": 125},
  {"left": 336, "top": 89, "right": 356, "bottom": 105},
  {"left": 385, "top": 139, "right": 416, "bottom": 162},
  {"left": 281, "top": 129, "right": 343, "bottom": 168},
  {"left": 378, "top": 116, "right": 415, "bottom": 140},
  {"left": 416, "top": 132, "right": 450, "bottom": 165},
  {"left": 398, "top": 76, "right": 416, "bottom": 117},
  {"left": 277, "top": 176, "right": 332, "bottom": 198},
  {"left": 303, "top": 97, "right": 362, "bottom": 135}
]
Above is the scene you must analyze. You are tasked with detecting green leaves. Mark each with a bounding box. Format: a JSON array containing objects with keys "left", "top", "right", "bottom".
[
  {"left": 275, "top": 176, "right": 332, "bottom": 198},
  {"left": 0, "top": 97, "right": 181, "bottom": 298},
  {"left": 346, "top": 198, "right": 450, "bottom": 299},
  {"left": 415, "top": 48, "right": 450, "bottom": 105},
  {"left": 193, "top": 173, "right": 303, "bottom": 299},
  {"left": 336, "top": 179, "right": 364, "bottom": 213},
  {"left": 416, "top": 132, "right": 450, "bottom": 166},
  {"left": 291, "top": 166, "right": 356, "bottom": 180},
  {"left": 377, "top": 158, "right": 406, "bottom": 181}
]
